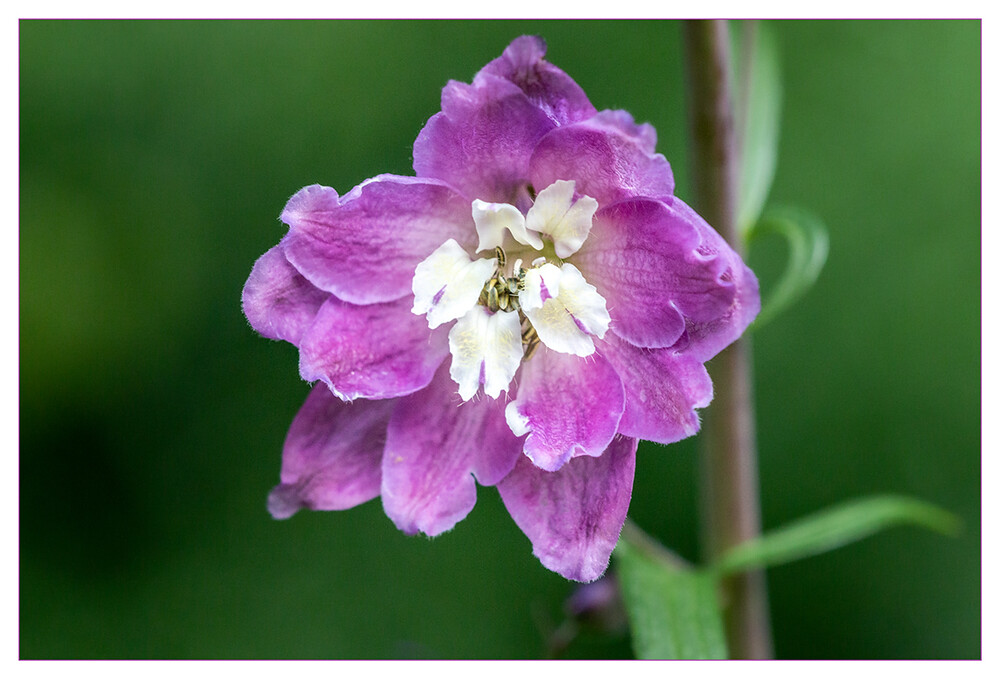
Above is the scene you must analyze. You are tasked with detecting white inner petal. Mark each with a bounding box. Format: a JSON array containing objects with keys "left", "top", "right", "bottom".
[
  {"left": 411, "top": 239, "right": 496, "bottom": 329},
  {"left": 520, "top": 262, "right": 562, "bottom": 311},
  {"left": 523, "top": 180, "right": 598, "bottom": 259},
  {"left": 448, "top": 305, "right": 524, "bottom": 401},
  {"left": 520, "top": 262, "right": 610, "bottom": 357},
  {"left": 472, "top": 199, "right": 543, "bottom": 252}
]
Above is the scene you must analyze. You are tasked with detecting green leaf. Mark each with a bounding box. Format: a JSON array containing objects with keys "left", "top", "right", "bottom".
[
  {"left": 615, "top": 528, "right": 727, "bottom": 659},
  {"left": 732, "top": 20, "right": 783, "bottom": 233},
  {"left": 747, "top": 205, "right": 829, "bottom": 327},
  {"left": 711, "top": 495, "right": 962, "bottom": 577}
]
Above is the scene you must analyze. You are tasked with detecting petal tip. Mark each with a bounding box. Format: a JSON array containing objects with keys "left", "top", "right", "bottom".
[
  {"left": 280, "top": 184, "right": 339, "bottom": 225},
  {"left": 267, "top": 484, "right": 303, "bottom": 520},
  {"left": 546, "top": 552, "right": 612, "bottom": 584},
  {"left": 504, "top": 401, "right": 530, "bottom": 437},
  {"left": 523, "top": 446, "right": 573, "bottom": 473},
  {"left": 505, "top": 35, "right": 547, "bottom": 63}
]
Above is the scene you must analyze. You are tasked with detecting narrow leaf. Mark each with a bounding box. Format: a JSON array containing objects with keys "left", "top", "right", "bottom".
[
  {"left": 747, "top": 205, "right": 829, "bottom": 327},
  {"left": 711, "top": 495, "right": 962, "bottom": 577},
  {"left": 732, "top": 20, "right": 783, "bottom": 233},
  {"left": 615, "top": 527, "right": 727, "bottom": 659}
]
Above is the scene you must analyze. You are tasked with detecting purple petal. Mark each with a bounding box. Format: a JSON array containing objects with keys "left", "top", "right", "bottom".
[
  {"left": 592, "top": 109, "right": 659, "bottom": 153},
  {"left": 298, "top": 295, "right": 448, "bottom": 400},
  {"left": 529, "top": 110, "right": 674, "bottom": 208},
  {"left": 267, "top": 384, "right": 395, "bottom": 519},
  {"left": 498, "top": 435, "right": 638, "bottom": 583},
  {"left": 573, "top": 198, "right": 740, "bottom": 349},
  {"left": 598, "top": 333, "right": 713, "bottom": 444},
  {"left": 381, "top": 366, "right": 523, "bottom": 536},
  {"left": 479, "top": 35, "right": 597, "bottom": 126},
  {"left": 281, "top": 178, "right": 477, "bottom": 305},
  {"left": 413, "top": 73, "right": 556, "bottom": 204},
  {"left": 666, "top": 200, "right": 761, "bottom": 361},
  {"left": 505, "top": 349, "right": 624, "bottom": 472},
  {"left": 242, "top": 244, "right": 328, "bottom": 345}
]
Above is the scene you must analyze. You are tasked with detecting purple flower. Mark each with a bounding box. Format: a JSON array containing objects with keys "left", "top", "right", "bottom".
[{"left": 243, "top": 36, "right": 759, "bottom": 582}]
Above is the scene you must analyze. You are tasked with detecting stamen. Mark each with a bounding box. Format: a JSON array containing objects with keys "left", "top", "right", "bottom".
[
  {"left": 523, "top": 339, "right": 540, "bottom": 361},
  {"left": 519, "top": 314, "right": 541, "bottom": 361},
  {"left": 521, "top": 322, "right": 537, "bottom": 344}
]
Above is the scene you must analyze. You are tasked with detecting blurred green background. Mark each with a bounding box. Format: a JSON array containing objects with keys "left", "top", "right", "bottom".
[{"left": 19, "top": 20, "right": 980, "bottom": 659}]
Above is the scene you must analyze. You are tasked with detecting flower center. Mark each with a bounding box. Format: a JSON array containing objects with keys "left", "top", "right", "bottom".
[
  {"left": 410, "top": 180, "right": 611, "bottom": 401},
  {"left": 476, "top": 248, "right": 547, "bottom": 362}
]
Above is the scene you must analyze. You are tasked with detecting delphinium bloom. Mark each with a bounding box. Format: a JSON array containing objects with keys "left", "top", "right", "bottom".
[{"left": 242, "top": 36, "right": 759, "bottom": 582}]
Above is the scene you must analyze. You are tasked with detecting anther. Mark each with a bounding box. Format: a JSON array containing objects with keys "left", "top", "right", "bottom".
[{"left": 486, "top": 281, "right": 500, "bottom": 312}]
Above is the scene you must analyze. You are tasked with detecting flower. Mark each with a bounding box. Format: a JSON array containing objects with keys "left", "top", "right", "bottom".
[{"left": 242, "top": 36, "right": 759, "bottom": 582}]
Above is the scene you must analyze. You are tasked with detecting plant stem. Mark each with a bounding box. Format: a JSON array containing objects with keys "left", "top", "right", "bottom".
[
  {"left": 682, "top": 19, "right": 773, "bottom": 660},
  {"left": 621, "top": 519, "right": 693, "bottom": 572}
]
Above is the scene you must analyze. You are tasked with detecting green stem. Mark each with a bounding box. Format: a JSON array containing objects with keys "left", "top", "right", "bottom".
[
  {"left": 621, "top": 519, "right": 693, "bottom": 572},
  {"left": 682, "top": 19, "right": 773, "bottom": 660}
]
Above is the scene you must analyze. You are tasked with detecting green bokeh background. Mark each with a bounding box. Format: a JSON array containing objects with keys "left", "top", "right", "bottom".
[{"left": 19, "top": 20, "right": 980, "bottom": 659}]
